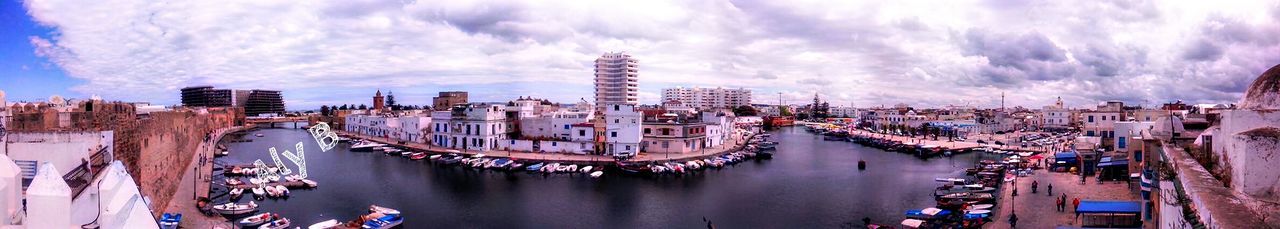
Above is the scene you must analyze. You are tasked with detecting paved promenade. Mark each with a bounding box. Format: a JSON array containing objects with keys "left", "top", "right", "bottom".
[
  {"left": 163, "top": 126, "right": 249, "bottom": 229},
  {"left": 985, "top": 169, "right": 1140, "bottom": 228},
  {"left": 340, "top": 130, "right": 751, "bottom": 163}
]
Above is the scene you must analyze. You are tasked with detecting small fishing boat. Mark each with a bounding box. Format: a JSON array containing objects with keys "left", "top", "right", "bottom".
[
  {"left": 238, "top": 212, "right": 273, "bottom": 227},
  {"left": 229, "top": 188, "right": 244, "bottom": 199},
  {"left": 217, "top": 151, "right": 230, "bottom": 157},
  {"left": 526, "top": 163, "right": 545, "bottom": 171},
  {"left": 255, "top": 133, "right": 265, "bottom": 137},
  {"left": 307, "top": 219, "right": 340, "bottom": 229},
  {"left": 590, "top": 171, "right": 604, "bottom": 178},
  {"left": 565, "top": 164, "right": 578, "bottom": 173},
  {"left": 227, "top": 178, "right": 244, "bottom": 186},
  {"left": 967, "top": 204, "right": 994, "bottom": 210},
  {"left": 428, "top": 154, "right": 442, "bottom": 160},
  {"left": 580, "top": 166, "right": 593, "bottom": 173},
  {"left": 252, "top": 187, "right": 265, "bottom": 197},
  {"left": 301, "top": 179, "right": 319, "bottom": 188},
  {"left": 284, "top": 174, "right": 303, "bottom": 182},
  {"left": 904, "top": 207, "right": 951, "bottom": 220},
  {"left": 212, "top": 201, "right": 258, "bottom": 215},
  {"left": 159, "top": 213, "right": 181, "bottom": 229},
  {"left": 350, "top": 141, "right": 384, "bottom": 152},
  {"left": 259, "top": 217, "right": 291, "bottom": 229},
  {"left": 410, "top": 153, "right": 427, "bottom": 160},
  {"left": 362, "top": 214, "right": 403, "bottom": 229}
]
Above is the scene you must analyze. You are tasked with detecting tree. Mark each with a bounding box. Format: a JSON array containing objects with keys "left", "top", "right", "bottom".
[
  {"left": 733, "top": 105, "right": 757, "bottom": 116},
  {"left": 359, "top": 104, "right": 368, "bottom": 110},
  {"left": 386, "top": 91, "right": 397, "bottom": 109},
  {"left": 320, "top": 105, "right": 330, "bottom": 116},
  {"left": 339, "top": 104, "right": 348, "bottom": 110},
  {"left": 779, "top": 106, "right": 794, "bottom": 116}
]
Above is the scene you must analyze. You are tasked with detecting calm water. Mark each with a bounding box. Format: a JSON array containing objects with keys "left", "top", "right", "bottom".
[{"left": 212, "top": 126, "right": 995, "bottom": 228}]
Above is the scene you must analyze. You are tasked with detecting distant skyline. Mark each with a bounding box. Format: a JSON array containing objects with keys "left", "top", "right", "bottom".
[{"left": 3, "top": 1, "right": 1280, "bottom": 110}]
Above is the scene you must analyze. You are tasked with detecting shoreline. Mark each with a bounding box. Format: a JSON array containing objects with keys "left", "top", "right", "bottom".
[{"left": 336, "top": 130, "right": 756, "bottom": 165}]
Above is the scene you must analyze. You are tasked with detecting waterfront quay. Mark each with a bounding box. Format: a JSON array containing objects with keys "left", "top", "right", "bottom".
[{"left": 336, "top": 130, "right": 754, "bottom": 164}]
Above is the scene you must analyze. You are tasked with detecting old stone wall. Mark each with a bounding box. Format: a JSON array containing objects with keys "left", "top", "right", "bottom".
[{"left": 119, "top": 109, "right": 238, "bottom": 212}]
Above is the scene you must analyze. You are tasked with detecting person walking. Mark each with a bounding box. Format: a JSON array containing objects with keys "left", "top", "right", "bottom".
[
  {"left": 1031, "top": 180, "right": 1039, "bottom": 193},
  {"left": 1047, "top": 183, "right": 1054, "bottom": 196},
  {"left": 1008, "top": 212, "right": 1019, "bottom": 228},
  {"left": 1073, "top": 197, "right": 1082, "bottom": 218},
  {"left": 1056, "top": 196, "right": 1065, "bottom": 212}
]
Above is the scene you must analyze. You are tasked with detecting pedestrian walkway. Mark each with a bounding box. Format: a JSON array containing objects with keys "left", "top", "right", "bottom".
[
  {"left": 162, "top": 126, "right": 247, "bottom": 229},
  {"left": 986, "top": 170, "right": 1139, "bottom": 228}
]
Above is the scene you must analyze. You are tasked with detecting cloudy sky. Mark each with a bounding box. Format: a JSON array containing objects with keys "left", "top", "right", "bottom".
[{"left": 2, "top": 0, "right": 1279, "bottom": 110}]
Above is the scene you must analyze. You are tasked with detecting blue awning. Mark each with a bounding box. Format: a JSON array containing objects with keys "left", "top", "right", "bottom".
[
  {"left": 1076, "top": 200, "right": 1141, "bottom": 214},
  {"left": 1055, "top": 151, "right": 1078, "bottom": 160},
  {"left": 1097, "top": 159, "right": 1129, "bottom": 167}
]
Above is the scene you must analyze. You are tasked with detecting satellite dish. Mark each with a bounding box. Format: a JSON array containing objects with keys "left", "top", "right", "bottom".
[{"left": 50, "top": 95, "right": 65, "bottom": 105}]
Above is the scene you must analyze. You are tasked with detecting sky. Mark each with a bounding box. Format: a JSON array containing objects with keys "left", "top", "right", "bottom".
[{"left": 2, "top": 0, "right": 1280, "bottom": 110}]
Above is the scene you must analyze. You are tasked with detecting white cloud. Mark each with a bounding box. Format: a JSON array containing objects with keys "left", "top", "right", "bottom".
[{"left": 20, "top": 0, "right": 1280, "bottom": 109}]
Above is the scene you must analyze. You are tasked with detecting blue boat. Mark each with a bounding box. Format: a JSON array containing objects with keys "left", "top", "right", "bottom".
[
  {"left": 904, "top": 208, "right": 951, "bottom": 220},
  {"left": 362, "top": 214, "right": 403, "bottom": 229},
  {"left": 526, "top": 163, "right": 545, "bottom": 171},
  {"left": 159, "top": 213, "right": 182, "bottom": 229}
]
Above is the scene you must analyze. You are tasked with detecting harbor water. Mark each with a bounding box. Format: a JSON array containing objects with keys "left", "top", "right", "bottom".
[{"left": 212, "top": 125, "right": 1000, "bottom": 228}]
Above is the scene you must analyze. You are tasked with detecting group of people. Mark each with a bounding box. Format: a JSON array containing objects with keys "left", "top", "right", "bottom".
[{"left": 1008, "top": 179, "right": 1083, "bottom": 228}]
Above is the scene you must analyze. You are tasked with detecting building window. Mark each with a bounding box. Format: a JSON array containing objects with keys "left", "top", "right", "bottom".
[
  {"left": 579, "top": 130, "right": 586, "bottom": 136},
  {"left": 644, "top": 128, "right": 651, "bottom": 134},
  {"left": 564, "top": 124, "right": 570, "bottom": 129},
  {"left": 611, "top": 132, "right": 617, "bottom": 138},
  {"left": 1118, "top": 137, "right": 1127, "bottom": 149},
  {"left": 1086, "top": 131, "right": 1095, "bottom": 136},
  {"left": 1088, "top": 116, "right": 1094, "bottom": 123},
  {"left": 662, "top": 141, "right": 669, "bottom": 148}
]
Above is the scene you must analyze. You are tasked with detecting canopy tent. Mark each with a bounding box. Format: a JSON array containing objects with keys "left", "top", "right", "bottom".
[
  {"left": 1076, "top": 200, "right": 1141, "bottom": 214},
  {"left": 1076, "top": 200, "right": 1143, "bottom": 228}
]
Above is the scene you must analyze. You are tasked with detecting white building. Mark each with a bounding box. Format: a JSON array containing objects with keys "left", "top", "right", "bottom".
[
  {"left": 1114, "top": 121, "right": 1154, "bottom": 157},
  {"left": 595, "top": 52, "right": 639, "bottom": 110},
  {"left": 830, "top": 106, "right": 859, "bottom": 118},
  {"left": 660, "top": 87, "right": 752, "bottom": 111},
  {"left": 602, "top": 104, "right": 642, "bottom": 156},
  {"left": 430, "top": 104, "right": 511, "bottom": 151},
  {"left": 1206, "top": 68, "right": 1280, "bottom": 201},
  {"left": 518, "top": 109, "right": 593, "bottom": 140},
  {"left": 1042, "top": 97, "right": 1072, "bottom": 130},
  {"left": 701, "top": 111, "right": 736, "bottom": 148},
  {"left": 0, "top": 131, "right": 157, "bottom": 228}
]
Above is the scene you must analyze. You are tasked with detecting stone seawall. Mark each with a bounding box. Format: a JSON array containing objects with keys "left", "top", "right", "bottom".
[{"left": 114, "top": 110, "right": 239, "bottom": 212}]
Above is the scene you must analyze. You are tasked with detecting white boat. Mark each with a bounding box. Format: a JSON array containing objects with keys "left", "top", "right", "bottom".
[
  {"left": 934, "top": 178, "right": 966, "bottom": 183},
  {"left": 302, "top": 179, "right": 319, "bottom": 188},
  {"left": 229, "top": 188, "right": 244, "bottom": 198},
  {"left": 473, "top": 154, "right": 486, "bottom": 158},
  {"left": 238, "top": 213, "right": 273, "bottom": 227},
  {"left": 252, "top": 187, "right": 265, "bottom": 197},
  {"left": 967, "top": 204, "right": 994, "bottom": 210},
  {"left": 284, "top": 175, "right": 302, "bottom": 182},
  {"left": 370, "top": 205, "right": 401, "bottom": 215},
  {"left": 580, "top": 166, "right": 593, "bottom": 173},
  {"left": 307, "top": 219, "right": 340, "bottom": 229},
  {"left": 350, "top": 142, "right": 383, "bottom": 152},
  {"left": 590, "top": 171, "right": 603, "bottom": 178},
  {"left": 212, "top": 201, "right": 258, "bottom": 215},
  {"left": 255, "top": 133, "right": 265, "bottom": 137},
  {"left": 259, "top": 217, "right": 291, "bottom": 229},
  {"left": 565, "top": 164, "right": 578, "bottom": 173},
  {"left": 429, "top": 155, "right": 442, "bottom": 160}
]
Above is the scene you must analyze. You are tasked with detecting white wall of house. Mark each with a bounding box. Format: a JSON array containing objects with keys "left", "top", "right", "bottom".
[
  {"left": 1212, "top": 109, "right": 1280, "bottom": 199},
  {"left": 603, "top": 104, "right": 642, "bottom": 156},
  {"left": 0, "top": 131, "right": 112, "bottom": 177}
]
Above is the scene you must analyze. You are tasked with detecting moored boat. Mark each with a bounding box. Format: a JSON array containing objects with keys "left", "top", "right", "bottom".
[
  {"left": 307, "top": 219, "right": 340, "bottom": 229},
  {"left": 212, "top": 201, "right": 258, "bottom": 215},
  {"left": 237, "top": 212, "right": 274, "bottom": 227}
]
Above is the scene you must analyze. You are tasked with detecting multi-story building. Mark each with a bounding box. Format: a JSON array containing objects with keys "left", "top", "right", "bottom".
[
  {"left": 180, "top": 86, "right": 233, "bottom": 107},
  {"left": 429, "top": 104, "right": 511, "bottom": 151},
  {"left": 701, "top": 111, "right": 736, "bottom": 148},
  {"left": 233, "top": 90, "right": 251, "bottom": 107},
  {"left": 344, "top": 114, "right": 431, "bottom": 143},
  {"left": 1083, "top": 101, "right": 1125, "bottom": 147},
  {"left": 432, "top": 91, "right": 468, "bottom": 111},
  {"left": 660, "top": 87, "right": 752, "bottom": 111},
  {"left": 601, "top": 104, "right": 642, "bottom": 156},
  {"left": 641, "top": 112, "right": 707, "bottom": 154},
  {"left": 1042, "top": 97, "right": 1072, "bottom": 131},
  {"left": 244, "top": 90, "right": 285, "bottom": 117},
  {"left": 594, "top": 52, "right": 639, "bottom": 109},
  {"left": 518, "top": 109, "right": 593, "bottom": 141},
  {"left": 830, "top": 106, "right": 858, "bottom": 118}
]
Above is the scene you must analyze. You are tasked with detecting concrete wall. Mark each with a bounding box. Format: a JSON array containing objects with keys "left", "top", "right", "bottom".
[
  {"left": 1, "top": 131, "right": 111, "bottom": 178},
  {"left": 498, "top": 139, "right": 591, "bottom": 154},
  {"left": 1214, "top": 110, "right": 1280, "bottom": 200}
]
